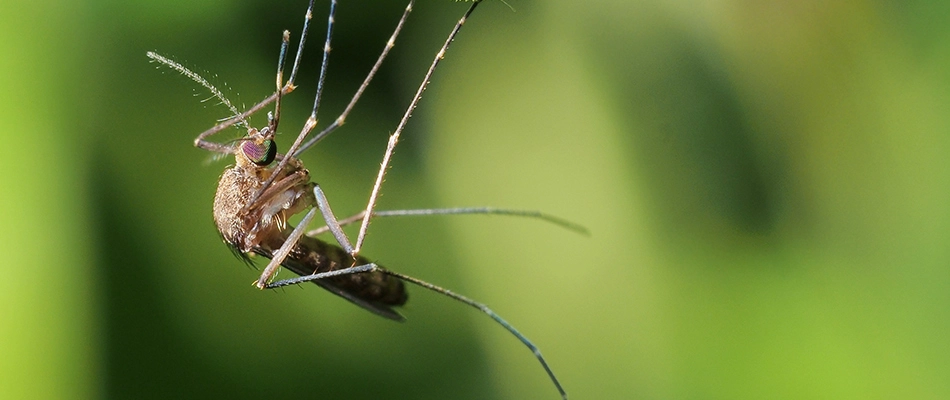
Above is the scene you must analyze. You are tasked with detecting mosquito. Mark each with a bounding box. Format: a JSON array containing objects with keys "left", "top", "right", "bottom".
[{"left": 148, "top": 1, "right": 584, "bottom": 398}]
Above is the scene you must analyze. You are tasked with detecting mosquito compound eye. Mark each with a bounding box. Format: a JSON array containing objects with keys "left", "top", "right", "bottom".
[{"left": 242, "top": 139, "right": 277, "bottom": 166}]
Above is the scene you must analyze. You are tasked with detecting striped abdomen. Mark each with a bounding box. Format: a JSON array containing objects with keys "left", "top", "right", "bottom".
[{"left": 255, "top": 232, "right": 408, "bottom": 321}]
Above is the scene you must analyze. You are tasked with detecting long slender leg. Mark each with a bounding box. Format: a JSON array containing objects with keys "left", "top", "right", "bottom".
[
  {"left": 264, "top": 30, "right": 292, "bottom": 136},
  {"left": 384, "top": 270, "right": 568, "bottom": 400},
  {"left": 304, "top": 189, "right": 592, "bottom": 260},
  {"left": 293, "top": 0, "right": 416, "bottom": 157},
  {"left": 307, "top": 207, "right": 590, "bottom": 237},
  {"left": 264, "top": 260, "right": 568, "bottom": 400},
  {"left": 312, "top": 184, "right": 356, "bottom": 255},
  {"left": 243, "top": 0, "right": 338, "bottom": 214},
  {"left": 310, "top": 0, "right": 337, "bottom": 129},
  {"left": 248, "top": 0, "right": 418, "bottom": 251},
  {"left": 255, "top": 204, "right": 320, "bottom": 289},
  {"left": 298, "top": 187, "right": 596, "bottom": 268},
  {"left": 191, "top": 0, "right": 317, "bottom": 152},
  {"left": 265, "top": 263, "right": 378, "bottom": 288},
  {"left": 353, "top": 1, "right": 481, "bottom": 256},
  {"left": 193, "top": 28, "right": 290, "bottom": 150},
  {"left": 286, "top": 0, "right": 316, "bottom": 86},
  {"left": 193, "top": 91, "right": 282, "bottom": 149}
]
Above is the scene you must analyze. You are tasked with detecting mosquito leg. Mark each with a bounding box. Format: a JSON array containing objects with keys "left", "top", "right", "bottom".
[
  {"left": 193, "top": 136, "right": 236, "bottom": 154},
  {"left": 353, "top": 1, "right": 481, "bottom": 256},
  {"left": 310, "top": 0, "right": 337, "bottom": 128},
  {"left": 307, "top": 207, "right": 590, "bottom": 237},
  {"left": 264, "top": 263, "right": 378, "bottom": 289},
  {"left": 267, "top": 30, "right": 292, "bottom": 134},
  {"left": 190, "top": 0, "right": 315, "bottom": 153},
  {"left": 262, "top": 256, "right": 569, "bottom": 400},
  {"left": 293, "top": 0, "right": 416, "bottom": 157},
  {"left": 255, "top": 202, "right": 319, "bottom": 288},
  {"left": 286, "top": 0, "right": 316, "bottom": 86},
  {"left": 383, "top": 269, "right": 568, "bottom": 400},
  {"left": 311, "top": 184, "right": 356, "bottom": 254},
  {"left": 193, "top": 91, "right": 282, "bottom": 147},
  {"left": 243, "top": 0, "right": 337, "bottom": 214}
]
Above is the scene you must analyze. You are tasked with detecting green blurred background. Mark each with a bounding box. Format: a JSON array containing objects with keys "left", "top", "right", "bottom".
[{"left": 3, "top": 0, "right": 950, "bottom": 398}]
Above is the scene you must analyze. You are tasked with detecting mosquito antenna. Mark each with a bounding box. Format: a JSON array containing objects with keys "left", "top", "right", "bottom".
[
  {"left": 293, "top": 0, "right": 416, "bottom": 157},
  {"left": 353, "top": 1, "right": 481, "bottom": 256},
  {"left": 146, "top": 51, "right": 247, "bottom": 128}
]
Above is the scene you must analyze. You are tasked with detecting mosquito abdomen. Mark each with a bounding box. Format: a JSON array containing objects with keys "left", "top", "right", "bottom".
[{"left": 259, "top": 233, "right": 408, "bottom": 307}]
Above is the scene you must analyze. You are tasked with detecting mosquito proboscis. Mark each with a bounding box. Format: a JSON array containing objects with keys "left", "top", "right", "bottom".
[{"left": 148, "top": 1, "right": 585, "bottom": 398}]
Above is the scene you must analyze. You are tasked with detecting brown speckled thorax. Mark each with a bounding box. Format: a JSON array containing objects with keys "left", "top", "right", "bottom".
[{"left": 213, "top": 149, "right": 312, "bottom": 254}]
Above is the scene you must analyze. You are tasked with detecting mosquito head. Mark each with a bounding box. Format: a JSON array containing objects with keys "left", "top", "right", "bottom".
[{"left": 240, "top": 127, "right": 277, "bottom": 166}]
